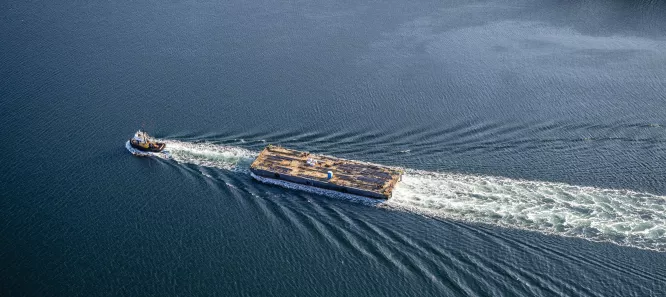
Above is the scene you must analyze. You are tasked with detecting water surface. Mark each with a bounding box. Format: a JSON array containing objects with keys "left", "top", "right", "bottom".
[{"left": 2, "top": 0, "right": 666, "bottom": 296}]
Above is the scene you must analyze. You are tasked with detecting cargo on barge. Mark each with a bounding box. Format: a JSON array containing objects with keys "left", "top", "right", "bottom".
[{"left": 250, "top": 145, "right": 403, "bottom": 199}]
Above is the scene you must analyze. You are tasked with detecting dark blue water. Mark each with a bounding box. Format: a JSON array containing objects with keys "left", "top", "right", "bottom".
[{"left": 2, "top": 0, "right": 666, "bottom": 295}]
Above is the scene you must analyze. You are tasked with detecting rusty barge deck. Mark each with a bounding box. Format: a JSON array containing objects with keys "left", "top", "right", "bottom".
[{"left": 250, "top": 145, "right": 403, "bottom": 199}]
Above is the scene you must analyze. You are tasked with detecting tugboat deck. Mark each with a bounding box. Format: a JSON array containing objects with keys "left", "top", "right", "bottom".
[{"left": 250, "top": 145, "right": 402, "bottom": 199}]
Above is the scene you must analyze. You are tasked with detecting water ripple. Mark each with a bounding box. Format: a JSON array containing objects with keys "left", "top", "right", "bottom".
[{"left": 136, "top": 131, "right": 666, "bottom": 252}]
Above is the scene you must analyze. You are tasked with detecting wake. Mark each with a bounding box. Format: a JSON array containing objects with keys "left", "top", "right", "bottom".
[
  {"left": 139, "top": 140, "right": 666, "bottom": 251},
  {"left": 389, "top": 170, "right": 666, "bottom": 251},
  {"left": 157, "top": 140, "right": 256, "bottom": 172}
]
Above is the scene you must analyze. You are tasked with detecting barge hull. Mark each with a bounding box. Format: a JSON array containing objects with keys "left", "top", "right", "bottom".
[
  {"left": 249, "top": 146, "right": 402, "bottom": 199},
  {"left": 250, "top": 172, "right": 381, "bottom": 204}
]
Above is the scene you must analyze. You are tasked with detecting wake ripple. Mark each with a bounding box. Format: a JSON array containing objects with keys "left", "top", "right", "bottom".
[
  {"left": 132, "top": 140, "right": 666, "bottom": 251},
  {"left": 388, "top": 170, "right": 666, "bottom": 251},
  {"left": 157, "top": 140, "right": 256, "bottom": 172}
]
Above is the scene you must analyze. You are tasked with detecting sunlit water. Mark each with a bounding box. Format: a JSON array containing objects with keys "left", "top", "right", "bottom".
[{"left": 3, "top": 0, "right": 666, "bottom": 296}]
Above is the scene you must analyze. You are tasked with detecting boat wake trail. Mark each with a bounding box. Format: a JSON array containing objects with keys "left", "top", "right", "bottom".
[
  {"left": 388, "top": 170, "right": 666, "bottom": 251},
  {"left": 140, "top": 140, "right": 666, "bottom": 251},
  {"left": 156, "top": 140, "right": 256, "bottom": 172}
]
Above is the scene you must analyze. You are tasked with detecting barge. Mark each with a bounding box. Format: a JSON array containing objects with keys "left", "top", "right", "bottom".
[{"left": 250, "top": 145, "right": 403, "bottom": 199}]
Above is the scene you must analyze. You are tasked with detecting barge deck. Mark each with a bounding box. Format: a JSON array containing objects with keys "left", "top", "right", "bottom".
[{"left": 250, "top": 145, "right": 403, "bottom": 199}]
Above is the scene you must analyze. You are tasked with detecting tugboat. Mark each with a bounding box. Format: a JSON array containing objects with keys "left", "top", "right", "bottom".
[{"left": 128, "top": 130, "right": 166, "bottom": 152}]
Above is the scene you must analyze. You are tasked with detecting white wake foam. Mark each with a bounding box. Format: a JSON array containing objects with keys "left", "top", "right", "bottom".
[
  {"left": 387, "top": 170, "right": 666, "bottom": 251},
  {"left": 127, "top": 140, "right": 666, "bottom": 251},
  {"left": 156, "top": 140, "right": 256, "bottom": 171}
]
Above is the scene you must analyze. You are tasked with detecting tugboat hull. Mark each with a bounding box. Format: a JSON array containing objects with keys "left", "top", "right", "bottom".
[
  {"left": 125, "top": 141, "right": 170, "bottom": 158},
  {"left": 129, "top": 139, "right": 166, "bottom": 152}
]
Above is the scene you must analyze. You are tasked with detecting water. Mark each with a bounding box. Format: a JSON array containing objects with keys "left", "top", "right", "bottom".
[
  {"left": 2, "top": 0, "right": 666, "bottom": 296},
  {"left": 160, "top": 140, "right": 666, "bottom": 251}
]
